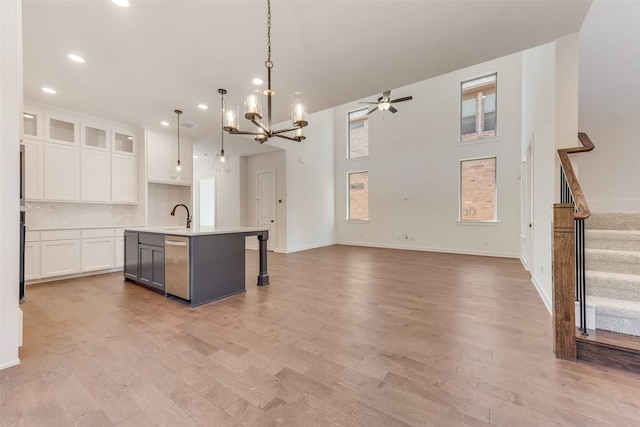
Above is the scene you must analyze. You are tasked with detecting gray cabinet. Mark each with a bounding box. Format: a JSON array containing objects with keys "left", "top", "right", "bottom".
[
  {"left": 124, "top": 231, "right": 164, "bottom": 291},
  {"left": 124, "top": 231, "right": 139, "bottom": 280},
  {"left": 138, "top": 244, "right": 164, "bottom": 290}
]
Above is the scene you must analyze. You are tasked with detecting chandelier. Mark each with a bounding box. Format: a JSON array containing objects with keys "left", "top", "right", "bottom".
[
  {"left": 213, "top": 89, "right": 232, "bottom": 174},
  {"left": 223, "top": 0, "right": 308, "bottom": 143}
]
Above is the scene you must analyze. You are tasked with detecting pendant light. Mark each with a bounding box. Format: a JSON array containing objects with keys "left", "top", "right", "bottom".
[
  {"left": 175, "top": 109, "right": 182, "bottom": 172},
  {"left": 222, "top": 0, "right": 308, "bottom": 143},
  {"left": 213, "top": 89, "right": 232, "bottom": 174}
]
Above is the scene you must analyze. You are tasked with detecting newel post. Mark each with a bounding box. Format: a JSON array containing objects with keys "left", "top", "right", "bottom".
[{"left": 553, "top": 203, "right": 576, "bottom": 360}]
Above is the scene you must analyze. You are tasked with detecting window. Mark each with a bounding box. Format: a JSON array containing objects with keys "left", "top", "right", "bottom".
[
  {"left": 348, "top": 171, "right": 369, "bottom": 220},
  {"left": 460, "top": 157, "right": 496, "bottom": 221},
  {"left": 348, "top": 109, "right": 369, "bottom": 158},
  {"left": 461, "top": 74, "right": 497, "bottom": 141}
]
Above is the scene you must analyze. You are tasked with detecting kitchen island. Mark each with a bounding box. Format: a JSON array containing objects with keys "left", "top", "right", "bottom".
[{"left": 123, "top": 226, "right": 269, "bottom": 306}]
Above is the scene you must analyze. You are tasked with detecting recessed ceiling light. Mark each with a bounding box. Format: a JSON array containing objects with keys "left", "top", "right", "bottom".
[
  {"left": 112, "top": 0, "right": 130, "bottom": 7},
  {"left": 67, "top": 53, "right": 85, "bottom": 63},
  {"left": 23, "top": 113, "right": 35, "bottom": 119},
  {"left": 193, "top": 155, "right": 198, "bottom": 159},
  {"left": 253, "top": 78, "right": 263, "bottom": 85},
  {"left": 198, "top": 104, "right": 208, "bottom": 110},
  {"left": 161, "top": 121, "right": 170, "bottom": 126},
  {"left": 127, "top": 136, "right": 133, "bottom": 140},
  {"left": 42, "top": 87, "right": 56, "bottom": 94}
]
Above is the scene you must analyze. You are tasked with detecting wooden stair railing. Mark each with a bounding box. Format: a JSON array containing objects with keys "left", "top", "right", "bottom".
[{"left": 553, "top": 132, "right": 595, "bottom": 360}]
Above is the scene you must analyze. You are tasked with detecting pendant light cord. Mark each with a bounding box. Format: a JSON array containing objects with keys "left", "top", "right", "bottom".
[
  {"left": 265, "top": 0, "right": 272, "bottom": 69},
  {"left": 220, "top": 91, "right": 225, "bottom": 153}
]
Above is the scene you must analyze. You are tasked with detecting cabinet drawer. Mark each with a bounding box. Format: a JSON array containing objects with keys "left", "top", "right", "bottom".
[
  {"left": 81, "top": 228, "right": 114, "bottom": 239},
  {"left": 40, "top": 229, "right": 81, "bottom": 241},
  {"left": 138, "top": 233, "right": 164, "bottom": 247}
]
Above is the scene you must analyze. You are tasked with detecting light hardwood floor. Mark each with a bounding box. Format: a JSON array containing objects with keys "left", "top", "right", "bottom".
[{"left": 3, "top": 245, "right": 640, "bottom": 426}]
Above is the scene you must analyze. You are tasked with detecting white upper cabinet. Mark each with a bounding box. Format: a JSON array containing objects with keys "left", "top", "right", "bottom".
[
  {"left": 45, "top": 113, "right": 79, "bottom": 145},
  {"left": 111, "top": 153, "right": 137, "bottom": 203},
  {"left": 146, "top": 131, "right": 192, "bottom": 185},
  {"left": 80, "top": 149, "right": 111, "bottom": 202},
  {"left": 22, "top": 139, "right": 44, "bottom": 200},
  {"left": 44, "top": 143, "right": 80, "bottom": 201},
  {"left": 112, "top": 130, "right": 136, "bottom": 155},
  {"left": 22, "top": 110, "right": 43, "bottom": 140},
  {"left": 81, "top": 122, "right": 110, "bottom": 151}
]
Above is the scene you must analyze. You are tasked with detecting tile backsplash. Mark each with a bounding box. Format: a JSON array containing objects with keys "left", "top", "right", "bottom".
[{"left": 25, "top": 202, "right": 139, "bottom": 229}]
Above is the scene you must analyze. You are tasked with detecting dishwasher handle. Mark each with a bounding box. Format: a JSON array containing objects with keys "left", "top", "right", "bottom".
[{"left": 165, "top": 240, "right": 188, "bottom": 247}]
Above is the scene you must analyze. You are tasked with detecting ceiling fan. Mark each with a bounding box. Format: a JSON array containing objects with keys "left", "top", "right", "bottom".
[{"left": 359, "top": 90, "right": 413, "bottom": 115}]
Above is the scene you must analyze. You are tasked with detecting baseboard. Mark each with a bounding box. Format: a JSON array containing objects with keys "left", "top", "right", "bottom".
[
  {"left": 26, "top": 267, "right": 123, "bottom": 285},
  {"left": 278, "top": 241, "right": 336, "bottom": 254},
  {"left": 336, "top": 241, "right": 519, "bottom": 259},
  {"left": 531, "top": 274, "right": 552, "bottom": 316},
  {"left": 519, "top": 256, "right": 530, "bottom": 272},
  {"left": 0, "top": 359, "right": 20, "bottom": 371}
]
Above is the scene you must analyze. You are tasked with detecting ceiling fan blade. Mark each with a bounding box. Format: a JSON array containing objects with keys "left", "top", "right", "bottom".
[
  {"left": 366, "top": 107, "right": 378, "bottom": 115},
  {"left": 390, "top": 96, "right": 413, "bottom": 103},
  {"left": 358, "top": 101, "right": 378, "bottom": 104},
  {"left": 388, "top": 106, "right": 398, "bottom": 113},
  {"left": 382, "top": 90, "right": 391, "bottom": 102}
]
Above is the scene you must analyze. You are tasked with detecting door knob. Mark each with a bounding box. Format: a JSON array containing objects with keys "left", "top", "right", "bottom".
[{"left": 270, "top": 220, "right": 274, "bottom": 223}]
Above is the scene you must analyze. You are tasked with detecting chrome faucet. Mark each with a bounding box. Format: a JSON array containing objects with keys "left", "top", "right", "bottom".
[{"left": 170, "top": 204, "right": 191, "bottom": 229}]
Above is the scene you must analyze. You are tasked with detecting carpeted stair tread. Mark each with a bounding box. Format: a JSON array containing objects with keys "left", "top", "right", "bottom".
[
  {"left": 586, "top": 212, "right": 640, "bottom": 231},
  {"left": 586, "top": 230, "right": 640, "bottom": 251},
  {"left": 586, "top": 270, "right": 640, "bottom": 302},
  {"left": 588, "top": 296, "right": 640, "bottom": 336},
  {"left": 585, "top": 249, "right": 640, "bottom": 275}
]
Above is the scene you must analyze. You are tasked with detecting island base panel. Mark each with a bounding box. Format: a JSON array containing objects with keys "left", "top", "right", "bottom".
[{"left": 190, "top": 234, "right": 246, "bottom": 307}]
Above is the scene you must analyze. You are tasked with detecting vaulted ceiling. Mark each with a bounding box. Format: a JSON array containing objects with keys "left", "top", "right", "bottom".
[{"left": 22, "top": 0, "right": 591, "bottom": 157}]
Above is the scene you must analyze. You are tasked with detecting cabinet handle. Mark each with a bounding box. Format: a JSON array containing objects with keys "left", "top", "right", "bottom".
[{"left": 165, "top": 241, "right": 187, "bottom": 247}]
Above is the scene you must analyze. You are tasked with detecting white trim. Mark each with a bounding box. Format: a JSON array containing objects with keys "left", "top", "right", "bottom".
[
  {"left": 456, "top": 220, "right": 500, "bottom": 225},
  {"left": 457, "top": 135, "right": 502, "bottom": 146},
  {"left": 0, "top": 359, "right": 20, "bottom": 371},
  {"left": 336, "top": 241, "right": 519, "bottom": 258},
  {"left": 531, "top": 275, "right": 552, "bottom": 316},
  {"left": 246, "top": 240, "right": 335, "bottom": 254},
  {"left": 26, "top": 267, "right": 122, "bottom": 285},
  {"left": 345, "top": 219, "right": 370, "bottom": 224}
]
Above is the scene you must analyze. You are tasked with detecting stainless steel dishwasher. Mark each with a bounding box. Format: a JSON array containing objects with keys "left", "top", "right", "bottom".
[{"left": 164, "top": 236, "right": 190, "bottom": 300}]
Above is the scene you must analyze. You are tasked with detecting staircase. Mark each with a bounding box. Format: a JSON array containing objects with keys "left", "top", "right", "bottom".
[{"left": 586, "top": 212, "right": 640, "bottom": 336}]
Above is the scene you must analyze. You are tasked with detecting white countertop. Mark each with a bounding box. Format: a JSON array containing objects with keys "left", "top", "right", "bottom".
[
  {"left": 126, "top": 226, "right": 268, "bottom": 236},
  {"left": 27, "top": 224, "right": 145, "bottom": 231}
]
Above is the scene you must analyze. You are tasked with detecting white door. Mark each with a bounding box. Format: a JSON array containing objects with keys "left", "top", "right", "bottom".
[
  {"left": 525, "top": 137, "right": 534, "bottom": 270},
  {"left": 257, "top": 170, "right": 276, "bottom": 251}
]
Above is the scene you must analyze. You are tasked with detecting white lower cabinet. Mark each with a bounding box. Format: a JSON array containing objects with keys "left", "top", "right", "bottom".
[
  {"left": 24, "top": 232, "right": 41, "bottom": 280},
  {"left": 81, "top": 238, "right": 114, "bottom": 271},
  {"left": 115, "top": 234, "right": 124, "bottom": 268},
  {"left": 40, "top": 232, "right": 81, "bottom": 278},
  {"left": 81, "top": 229, "right": 114, "bottom": 271}
]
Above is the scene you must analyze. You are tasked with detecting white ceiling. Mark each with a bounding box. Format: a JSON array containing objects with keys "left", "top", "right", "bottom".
[{"left": 22, "top": 0, "right": 591, "bottom": 157}]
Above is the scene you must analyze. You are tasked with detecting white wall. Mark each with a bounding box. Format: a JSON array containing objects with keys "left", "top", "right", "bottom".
[
  {"left": 147, "top": 183, "right": 191, "bottom": 226},
  {"left": 243, "top": 151, "right": 287, "bottom": 252},
  {"left": 578, "top": 1, "right": 640, "bottom": 212},
  {"left": 520, "top": 34, "right": 580, "bottom": 314},
  {"left": 269, "top": 109, "right": 336, "bottom": 252},
  {"left": 1, "top": 0, "right": 22, "bottom": 369},
  {"left": 215, "top": 155, "right": 242, "bottom": 227},
  {"left": 335, "top": 53, "right": 523, "bottom": 257}
]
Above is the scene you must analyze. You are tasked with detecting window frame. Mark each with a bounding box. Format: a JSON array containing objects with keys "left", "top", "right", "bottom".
[
  {"left": 458, "top": 156, "right": 498, "bottom": 223},
  {"left": 459, "top": 73, "right": 498, "bottom": 143},
  {"left": 346, "top": 170, "right": 370, "bottom": 222},
  {"left": 347, "top": 107, "right": 370, "bottom": 160}
]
